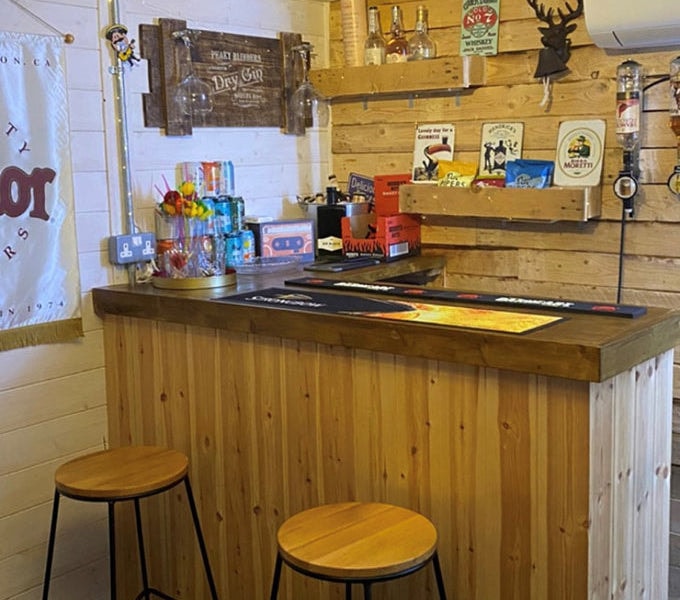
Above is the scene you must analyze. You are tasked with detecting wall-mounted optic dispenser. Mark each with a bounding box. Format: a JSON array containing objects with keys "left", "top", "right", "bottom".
[{"left": 613, "top": 59, "right": 643, "bottom": 217}]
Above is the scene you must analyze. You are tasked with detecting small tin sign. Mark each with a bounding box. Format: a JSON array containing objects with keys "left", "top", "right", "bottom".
[
  {"left": 460, "top": 0, "right": 501, "bottom": 57},
  {"left": 478, "top": 121, "right": 524, "bottom": 179},
  {"left": 554, "top": 120, "right": 606, "bottom": 187},
  {"left": 347, "top": 173, "right": 374, "bottom": 204}
]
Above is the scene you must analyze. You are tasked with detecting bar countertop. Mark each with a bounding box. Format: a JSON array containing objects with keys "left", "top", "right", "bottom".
[{"left": 92, "top": 256, "right": 680, "bottom": 382}]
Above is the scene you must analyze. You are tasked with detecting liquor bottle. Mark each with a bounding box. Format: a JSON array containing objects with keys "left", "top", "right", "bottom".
[
  {"left": 364, "top": 6, "right": 386, "bottom": 65},
  {"left": 385, "top": 5, "right": 409, "bottom": 64},
  {"left": 408, "top": 5, "right": 436, "bottom": 61},
  {"left": 615, "top": 59, "right": 643, "bottom": 153},
  {"left": 670, "top": 55, "right": 680, "bottom": 136}
]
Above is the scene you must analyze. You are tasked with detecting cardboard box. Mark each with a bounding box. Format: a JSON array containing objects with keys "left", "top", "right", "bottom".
[
  {"left": 373, "top": 173, "right": 411, "bottom": 216},
  {"left": 341, "top": 213, "right": 421, "bottom": 260},
  {"left": 246, "top": 219, "right": 315, "bottom": 262}
]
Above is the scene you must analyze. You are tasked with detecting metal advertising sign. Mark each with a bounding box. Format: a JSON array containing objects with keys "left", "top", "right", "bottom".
[{"left": 460, "top": 0, "right": 501, "bottom": 56}]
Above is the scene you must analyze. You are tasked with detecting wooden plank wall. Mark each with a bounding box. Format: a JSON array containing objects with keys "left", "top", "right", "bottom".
[
  {"left": 326, "top": 1, "right": 680, "bottom": 593},
  {"left": 328, "top": 0, "right": 679, "bottom": 339}
]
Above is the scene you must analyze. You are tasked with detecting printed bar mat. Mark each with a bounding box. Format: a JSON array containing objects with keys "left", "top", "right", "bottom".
[
  {"left": 285, "top": 277, "right": 647, "bottom": 318},
  {"left": 215, "top": 287, "right": 564, "bottom": 334}
]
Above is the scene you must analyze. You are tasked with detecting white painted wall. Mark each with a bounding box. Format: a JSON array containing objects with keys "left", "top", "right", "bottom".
[{"left": 0, "top": 0, "right": 329, "bottom": 598}]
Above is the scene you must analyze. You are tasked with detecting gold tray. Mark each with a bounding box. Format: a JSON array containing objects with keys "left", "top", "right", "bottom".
[{"left": 151, "top": 272, "right": 236, "bottom": 290}]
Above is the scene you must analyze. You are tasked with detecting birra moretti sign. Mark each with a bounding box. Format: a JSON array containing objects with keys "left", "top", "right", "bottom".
[{"left": 0, "top": 32, "right": 81, "bottom": 350}]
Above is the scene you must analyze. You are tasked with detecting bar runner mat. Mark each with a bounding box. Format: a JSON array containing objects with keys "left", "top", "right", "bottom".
[
  {"left": 284, "top": 277, "right": 647, "bottom": 319},
  {"left": 215, "top": 287, "right": 564, "bottom": 334}
]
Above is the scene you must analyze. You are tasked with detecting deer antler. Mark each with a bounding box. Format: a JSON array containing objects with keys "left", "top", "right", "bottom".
[
  {"left": 556, "top": 0, "right": 583, "bottom": 24},
  {"left": 527, "top": 0, "right": 555, "bottom": 25}
]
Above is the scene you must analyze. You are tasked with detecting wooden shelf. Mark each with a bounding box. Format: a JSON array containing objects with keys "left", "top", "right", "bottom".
[
  {"left": 399, "top": 184, "right": 602, "bottom": 223},
  {"left": 309, "top": 55, "right": 485, "bottom": 101}
]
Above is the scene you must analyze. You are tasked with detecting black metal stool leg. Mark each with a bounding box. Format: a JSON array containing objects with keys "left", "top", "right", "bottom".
[
  {"left": 432, "top": 551, "right": 447, "bottom": 600},
  {"left": 363, "top": 582, "right": 372, "bottom": 600},
  {"left": 134, "top": 498, "right": 151, "bottom": 600},
  {"left": 108, "top": 502, "right": 116, "bottom": 600},
  {"left": 345, "top": 582, "right": 352, "bottom": 600},
  {"left": 269, "top": 552, "right": 283, "bottom": 600},
  {"left": 183, "top": 476, "right": 219, "bottom": 599},
  {"left": 42, "top": 490, "right": 61, "bottom": 600}
]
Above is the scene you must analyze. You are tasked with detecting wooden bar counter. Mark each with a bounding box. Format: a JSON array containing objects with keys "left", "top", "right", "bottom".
[{"left": 92, "top": 256, "right": 680, "bottom": 600}]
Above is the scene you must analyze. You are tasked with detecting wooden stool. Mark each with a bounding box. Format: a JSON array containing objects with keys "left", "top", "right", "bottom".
[
  {"left": 41, "top": 446, "right": 219, "bottom": 600},
  {"left": 269, "top": 502, "right": 447, "bottom": 600}
]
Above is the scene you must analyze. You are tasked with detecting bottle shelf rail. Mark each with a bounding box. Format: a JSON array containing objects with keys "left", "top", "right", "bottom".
[{"left": 309, "top": 55, "right": 485, "bottom": 101}]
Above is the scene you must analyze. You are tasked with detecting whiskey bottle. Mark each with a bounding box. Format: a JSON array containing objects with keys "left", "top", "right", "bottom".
[
  {"left": 385, "top": 5, "right": 409, "bottom": 63},
  {"left": 408, "top": 5, "right": 436, "bottom": 60},
  {"left": 364, "top": 6, "right": 386, "bottom": 65}
]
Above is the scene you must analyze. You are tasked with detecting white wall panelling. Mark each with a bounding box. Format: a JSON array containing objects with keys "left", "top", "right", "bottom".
[{"left": 0, "top": 0, "right": 329, "bottom": 597}]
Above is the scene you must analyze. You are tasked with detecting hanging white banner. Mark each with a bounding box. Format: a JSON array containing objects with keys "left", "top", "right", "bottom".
[{"left": 0, "top": 31, "right": 82, "bottom": 351}]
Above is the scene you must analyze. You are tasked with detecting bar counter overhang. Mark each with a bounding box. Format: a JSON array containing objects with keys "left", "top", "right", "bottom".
[{"left": 92, "top": 256, "right": 680, "bottom": 600}]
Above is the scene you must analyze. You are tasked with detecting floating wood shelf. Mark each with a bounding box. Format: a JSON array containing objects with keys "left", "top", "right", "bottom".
[
  {"left": 309, "top": 55, "right": 485, "bottom": 101},
  {"left": 399, "top": 184, "right": 602, "bottom": 222}
]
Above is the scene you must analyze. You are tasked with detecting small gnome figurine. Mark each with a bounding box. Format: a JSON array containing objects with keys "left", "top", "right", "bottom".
[{"left": 105, "top": 23, "right": 141, "bottom": 67}]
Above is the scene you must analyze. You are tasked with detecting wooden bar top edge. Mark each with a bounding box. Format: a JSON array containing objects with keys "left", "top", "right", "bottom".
[{"left": 92, "top": 257, "right": 680, "bottom": 383}]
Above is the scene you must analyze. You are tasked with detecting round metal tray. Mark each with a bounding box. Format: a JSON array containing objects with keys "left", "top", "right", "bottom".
[{"left": 151, "top": 272, "right": 237, "bottom": 290}]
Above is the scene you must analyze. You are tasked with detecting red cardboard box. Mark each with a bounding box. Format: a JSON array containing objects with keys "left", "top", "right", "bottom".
[
  {"left": 341, "top": 212, "right": 421, "bottom": 260},
  {"left": 373, "top": 173, "right": 411, "bottom": 216}
]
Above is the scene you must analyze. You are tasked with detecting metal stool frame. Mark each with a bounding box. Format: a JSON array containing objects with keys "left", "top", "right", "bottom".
[
  {"left": 269, "top": 547, "right": 447, "bottom": 600},
  {"left": 42, "top": 474, "right": 219, "bottom": 600}
]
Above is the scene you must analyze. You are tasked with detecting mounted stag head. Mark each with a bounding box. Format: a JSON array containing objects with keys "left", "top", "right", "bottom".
[{"left": 527, "top": 0, "right": 583, "bottom": 79}]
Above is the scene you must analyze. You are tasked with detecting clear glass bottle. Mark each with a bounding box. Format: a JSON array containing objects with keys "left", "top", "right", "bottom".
[
  {"left": 408, "top": 5, "right": 436, "bottom": 60},
  {"left": 615, "top": 59, "right": 643, "bottom": 153},
  {"left": 385, "top": 5, "right": 409, "bottom": 64},
  {"left": 364, "top": 6, "right": 386, "bottom": 65}
]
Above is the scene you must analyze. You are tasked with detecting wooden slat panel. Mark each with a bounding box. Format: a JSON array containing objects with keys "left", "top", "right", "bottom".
[
  {"left": 589, "top": 354, "right": 672, "bottom": 600},
  {"left": 332, "top": 111, "right": 676, "bottom": 154},
  {"left": 104, "top": 314, "right": 597, "bottom": 600}
]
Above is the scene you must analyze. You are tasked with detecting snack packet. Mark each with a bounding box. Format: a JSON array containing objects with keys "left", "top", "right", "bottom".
[
  {"left": 437, "top": 160, "right": 477, "bottom": 188},
  {"left": 505, "top": 159, "right": 554, "bottom": 189}
]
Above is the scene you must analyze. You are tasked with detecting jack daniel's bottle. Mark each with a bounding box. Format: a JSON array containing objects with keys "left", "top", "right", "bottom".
[{"left": 386, "top": 5, "right": 408, "bottom": 63}]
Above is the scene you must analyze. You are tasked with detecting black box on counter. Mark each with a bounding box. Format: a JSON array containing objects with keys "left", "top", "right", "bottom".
[{"left": 245, "top": 218, "right": 315, "bottom": 262}]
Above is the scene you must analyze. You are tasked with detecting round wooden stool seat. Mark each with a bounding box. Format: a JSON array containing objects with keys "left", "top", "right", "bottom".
[
  {"left": 55, "top": 445, "right": 188, "bottom": 501},
  {"left": 270, "top": 502, "right": 447, "bottom": 599},
  {"left": 278, "top": 502, "right": 437, "bottom": 580},
  {"left": 43, "top": 445, "right": 219, "bottom": 600}
]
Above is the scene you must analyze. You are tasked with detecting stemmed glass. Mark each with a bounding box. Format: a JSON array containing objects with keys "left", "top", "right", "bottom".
[
  {"left": 291, "top": 43, "right": 329, "bottom": 128},
  {"left": 173, "top": 30, "right": 214, "bottom": 124}
]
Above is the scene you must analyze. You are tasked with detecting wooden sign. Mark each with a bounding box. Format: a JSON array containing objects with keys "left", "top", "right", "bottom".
[
  {"left": 191, "top": 30, "right": 282, "bottom": 127},
  {"left": 140, "top": 19, "right": 303, "bottom": 135}
]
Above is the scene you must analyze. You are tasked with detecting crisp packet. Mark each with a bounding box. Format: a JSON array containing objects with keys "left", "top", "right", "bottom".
[
  {"left": 505, "top": 159, "right": 554, "bottom": 188},
  {"left": 472, "top": 177, "right": 505, "bottom": 188},
  {"left": 438, "top": 160, "right": 477, "bottom": 188}
]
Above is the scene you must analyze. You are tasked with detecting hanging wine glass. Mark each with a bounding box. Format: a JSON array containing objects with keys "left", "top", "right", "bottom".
[
  {"left": 291, "top": 43, "right": 329, "bottom": 128},
  {"left": 172, "top": 30, "right": 214, "bottom": 124}
]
